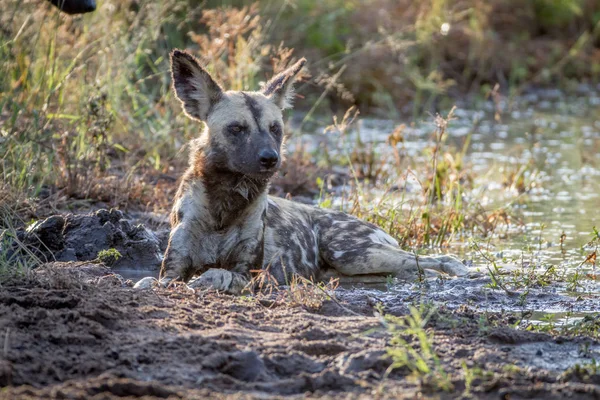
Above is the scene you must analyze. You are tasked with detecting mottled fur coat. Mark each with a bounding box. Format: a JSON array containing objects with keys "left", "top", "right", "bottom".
[{"left": 160, "top": 50, "right": 468, "bottom": 293}]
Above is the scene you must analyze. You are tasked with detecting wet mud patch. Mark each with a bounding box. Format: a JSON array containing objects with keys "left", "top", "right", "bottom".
[
  {"left": 1, "top": 266, "right": 600, "bottom": 399},
  {"left": 1, "top": 209, "right": 169, "bottom": 272},
  {"left": 352, "top": 275, "right": 600, "bottom": 314}
]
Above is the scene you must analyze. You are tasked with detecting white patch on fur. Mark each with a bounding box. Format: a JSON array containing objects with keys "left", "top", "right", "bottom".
[
  {"left": 368, "top": 230, "right": 399, "bottom": 246},
  {"left": 299, "top": 246, "right": 309, "bottom": 267}
]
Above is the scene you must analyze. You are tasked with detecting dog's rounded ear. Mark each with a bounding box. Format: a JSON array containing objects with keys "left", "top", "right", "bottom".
[
  {"left": 262, "top": 58, "right": 306, "bottom": 110},
  {"left": 170, "top": 50, "right": 223, "bottom": 121}
]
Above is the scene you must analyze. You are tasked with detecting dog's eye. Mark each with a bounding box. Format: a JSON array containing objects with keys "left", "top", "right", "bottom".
[
  {"left": 270, "top": 123, "right": 281, "bottom": 136},
  {"left": 228, "top": 124, "right": 245, "bottom": 134}
]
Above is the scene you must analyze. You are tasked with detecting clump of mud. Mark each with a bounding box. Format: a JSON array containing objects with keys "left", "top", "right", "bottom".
[{"left": 1, "top": 209, "right": 168, "bottom": 271}]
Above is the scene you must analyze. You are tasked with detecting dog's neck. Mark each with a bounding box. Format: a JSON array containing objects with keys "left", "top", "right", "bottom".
[
  {"left": 191, "top": 147, "right": 270, "bottom": 231},
  {"left": 203, "top": 169, "right": 268, "bottom": 230}
]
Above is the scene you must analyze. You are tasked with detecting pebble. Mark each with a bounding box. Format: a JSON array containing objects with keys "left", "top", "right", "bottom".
[{"left": 133, "top": 277, "right": 158, "bottom": 290}]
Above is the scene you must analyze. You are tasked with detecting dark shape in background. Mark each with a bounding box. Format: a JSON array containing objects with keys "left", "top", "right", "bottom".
[{"left": 46, "top": 0, "right": 96, "bottom": 14}]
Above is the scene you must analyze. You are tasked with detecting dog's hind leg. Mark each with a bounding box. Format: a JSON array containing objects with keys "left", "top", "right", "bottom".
[{"left": 317, "top": 213, "right": 468, "bottom": 279}]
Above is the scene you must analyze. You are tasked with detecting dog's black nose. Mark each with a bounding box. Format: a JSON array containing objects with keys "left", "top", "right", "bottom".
[{"left": 259, "top": 149, "right": 279, "bottom": 169}]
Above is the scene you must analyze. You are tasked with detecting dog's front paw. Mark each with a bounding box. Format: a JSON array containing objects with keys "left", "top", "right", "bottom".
[
  {"left": 435, "top": 255, "right": 469, "bottom": 277},
  {"left": 188, "top": 268, "right": 233, "bottom": 291}
]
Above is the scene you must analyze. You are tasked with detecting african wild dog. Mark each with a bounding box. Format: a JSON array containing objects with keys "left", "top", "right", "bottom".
[{"left": 159, "top": 49, "right": 469, "bottom": 293}]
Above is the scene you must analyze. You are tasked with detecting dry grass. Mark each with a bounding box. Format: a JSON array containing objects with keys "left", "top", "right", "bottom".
[
  {"left": 314, "top": 106, "right": 521, "bottom": 249},
  {"left": 245, "top": 268, "right": 341, "bottom": 311}
]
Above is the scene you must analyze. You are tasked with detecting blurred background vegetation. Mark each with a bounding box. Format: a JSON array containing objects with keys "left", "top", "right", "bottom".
[{"left": 2, "top": 0, "right": 600, "bottom": 220}]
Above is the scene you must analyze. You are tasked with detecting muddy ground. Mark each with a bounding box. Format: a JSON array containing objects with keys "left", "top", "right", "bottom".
[
  {"left": 1, "top": 262, "right": 600, "bottom": 400},
  {"left": 2, "top": 211, "right": 600, "bottom": 399}
]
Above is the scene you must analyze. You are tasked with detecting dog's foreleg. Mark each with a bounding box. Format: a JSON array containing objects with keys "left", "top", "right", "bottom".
[
  {"left": 160, "top": 223, "right": 196, "bottom": 283},
  {"left": 186, "top": 236, "right": 263, "bottom": 294}
]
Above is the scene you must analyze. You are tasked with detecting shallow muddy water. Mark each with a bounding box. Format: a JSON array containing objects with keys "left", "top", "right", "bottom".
[{"left": 454, "top": 90, "right": 600, "bottom": 267}]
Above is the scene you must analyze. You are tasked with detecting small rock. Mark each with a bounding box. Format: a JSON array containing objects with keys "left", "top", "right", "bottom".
[{"left": 133, "top": 277, "right": 158, "bottom": 290}]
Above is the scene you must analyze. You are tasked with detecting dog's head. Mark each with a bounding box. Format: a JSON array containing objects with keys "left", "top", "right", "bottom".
[{"left": 170, "top": 50, "right": 305, "bottom": 179}]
